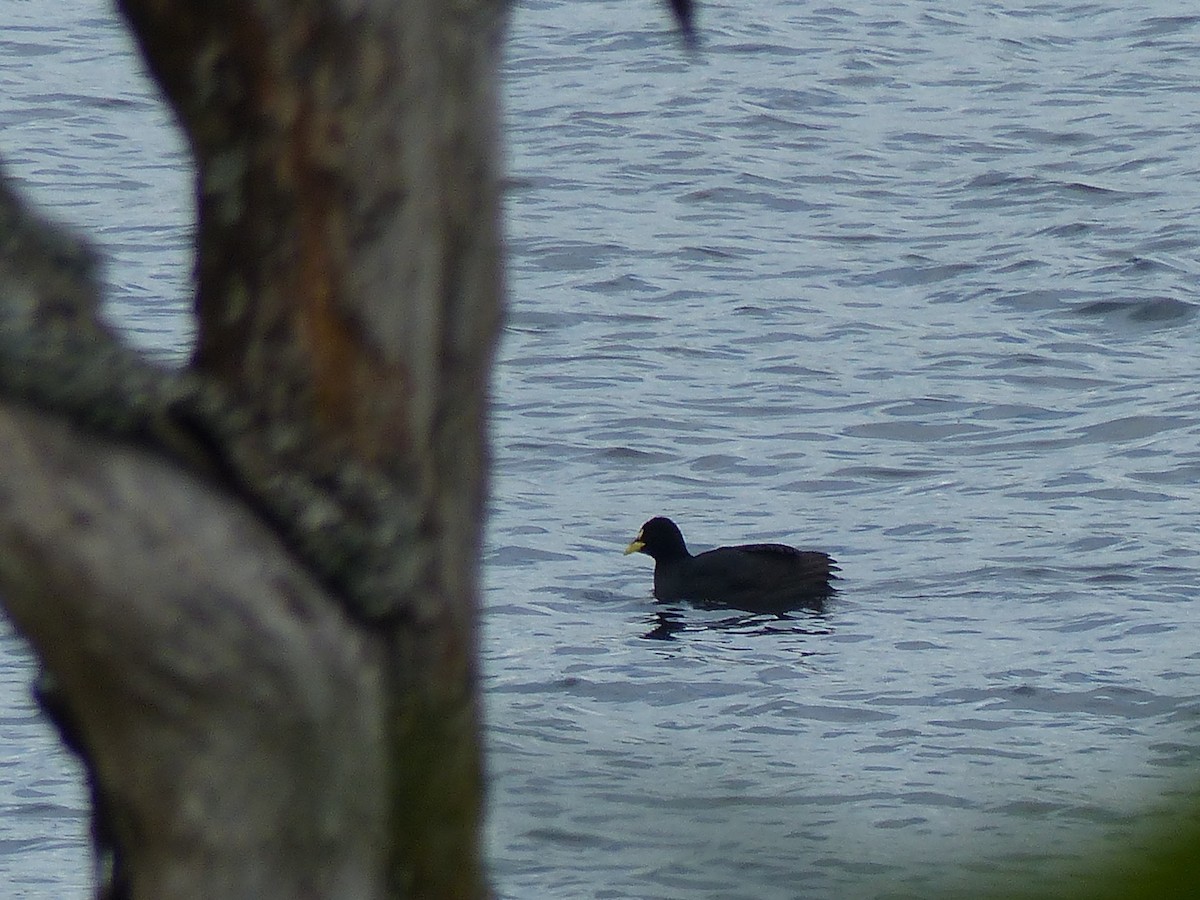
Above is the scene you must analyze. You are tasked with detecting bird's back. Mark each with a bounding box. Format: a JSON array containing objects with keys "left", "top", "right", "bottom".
[{"left": 654, "top": 542, "right": 837, "bottom": 613}]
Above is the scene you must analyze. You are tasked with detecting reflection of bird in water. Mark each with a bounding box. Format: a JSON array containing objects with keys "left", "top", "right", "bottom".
[
  {"left": 642, "top": 607, "right": 833, "bottom": 641},
  {"left": 664, "top": 0, "right": 698, "bottom": 48},
  {"left": 625, "top": 517, "right": 838, "bottom": 615}
]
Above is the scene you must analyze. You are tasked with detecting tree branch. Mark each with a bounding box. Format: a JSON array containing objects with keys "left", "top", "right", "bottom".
[{"left": 0, "top": 402, "right": 387, "bottom": 900}]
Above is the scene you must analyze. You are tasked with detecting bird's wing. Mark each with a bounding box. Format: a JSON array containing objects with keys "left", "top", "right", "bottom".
[{"left": 680, "top": 545, "right": 836, "bottom": 613}]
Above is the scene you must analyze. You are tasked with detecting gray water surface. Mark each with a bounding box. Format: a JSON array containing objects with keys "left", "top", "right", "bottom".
[{"left": 2, "top": 1, "right": 1200, "bottom": 898}]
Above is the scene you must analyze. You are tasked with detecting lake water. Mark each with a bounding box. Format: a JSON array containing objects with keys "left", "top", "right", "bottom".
[{"left": 1, "top": 1, "right": 1199, "bottom": 898}]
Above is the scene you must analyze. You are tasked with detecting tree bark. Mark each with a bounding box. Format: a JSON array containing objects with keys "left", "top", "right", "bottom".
[
  {"left": 0, "top": 0, "right": 505, "bottom": 897},
  {"left": 0, "top": 404, "right": 387, "bottom": 900}
]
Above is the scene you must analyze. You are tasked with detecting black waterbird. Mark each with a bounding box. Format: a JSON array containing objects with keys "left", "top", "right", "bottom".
[{"left": 624, "top": 516, "right": 837, "bottom": 614}]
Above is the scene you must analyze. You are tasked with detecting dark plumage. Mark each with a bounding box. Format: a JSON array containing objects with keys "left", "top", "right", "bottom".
[{"left": 624, "top": 516, "right": 837, "bottom": 613}]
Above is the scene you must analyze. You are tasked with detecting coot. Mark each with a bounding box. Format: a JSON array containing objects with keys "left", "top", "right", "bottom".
[{"left": 624, "top": 516, "right": 837, "bottom": 613}]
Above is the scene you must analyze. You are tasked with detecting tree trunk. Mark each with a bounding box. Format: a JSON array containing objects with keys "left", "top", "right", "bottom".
[{"left": 0, "top": 0, "right": 505, "bottom": 897}]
